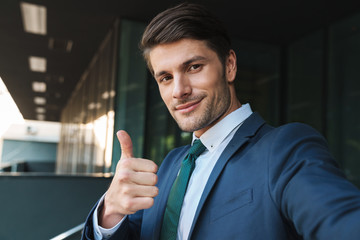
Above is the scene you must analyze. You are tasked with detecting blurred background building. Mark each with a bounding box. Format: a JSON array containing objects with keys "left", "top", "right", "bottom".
[{"left": 1, "top": 0, "right": 360, "bottom": 239}]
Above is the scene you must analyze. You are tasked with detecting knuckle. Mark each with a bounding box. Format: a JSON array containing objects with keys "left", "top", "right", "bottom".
[
  {"left": 121, "top": 184, "right": 132, "bottom": 195},
  {"left": 117, "top": 171, "right": 131, "bottom": 182},
  {"left": 122, "top": 198, "right": 135, "bottom": 210},
  {"left": 120, "top": 158, "right": 132, "bottom": 168}
]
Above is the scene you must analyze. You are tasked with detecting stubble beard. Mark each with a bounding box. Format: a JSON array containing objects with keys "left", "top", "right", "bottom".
[{"left": 172, "top": 80, "right": 231, "bottom": 133}]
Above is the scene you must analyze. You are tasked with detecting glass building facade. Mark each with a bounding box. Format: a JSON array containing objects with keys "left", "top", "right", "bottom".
[
  {"left": 56, "top": 13, "right": 360, "bottom": 187},
  {"left": 56, "top": 22, "right": 118, "bottom": 173}
]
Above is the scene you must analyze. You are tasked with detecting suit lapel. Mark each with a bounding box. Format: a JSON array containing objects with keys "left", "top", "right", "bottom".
[{"left": 188, "top": 112, "right": 266, "bottom": 237}]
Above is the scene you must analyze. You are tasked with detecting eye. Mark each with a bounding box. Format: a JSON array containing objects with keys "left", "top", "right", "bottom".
[
  {"left": 159, "top": 75, "right": 173, "bottom": 83},
  {"left": 189, "top": 64, "right": 202, "bottom": 71}
]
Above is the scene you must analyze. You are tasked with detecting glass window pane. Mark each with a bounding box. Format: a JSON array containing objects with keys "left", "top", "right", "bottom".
[
  {"left": 329, "top": 13, "right": 360, "bottom": 186},
  {"left": 287, "top": 30, "right": 324, "bottom": 132},
  {"left": 233, "top": 39, "right": 280, "bottom": 126}
]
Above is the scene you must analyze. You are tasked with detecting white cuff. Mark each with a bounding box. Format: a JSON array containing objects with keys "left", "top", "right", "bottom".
[{"left": 92, "top": 193, "right": 126, "bottom": 240}]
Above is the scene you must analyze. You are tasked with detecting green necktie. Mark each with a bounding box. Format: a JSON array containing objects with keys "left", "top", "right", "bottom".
[{"left": 160, "top": 139, "right": 206, "bottom": 240}]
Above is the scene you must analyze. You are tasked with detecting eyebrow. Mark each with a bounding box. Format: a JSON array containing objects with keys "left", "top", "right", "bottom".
[
  {"left": 154, "top": 55, "right": 208, "bottom": 78},
  {"left": 182, "top": 55, "right": 207, "bottom": 68}
]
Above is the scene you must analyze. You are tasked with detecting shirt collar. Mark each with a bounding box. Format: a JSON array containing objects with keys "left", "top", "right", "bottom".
[{"left": 192, "top": 103, "right": 253, "bottom": 152}]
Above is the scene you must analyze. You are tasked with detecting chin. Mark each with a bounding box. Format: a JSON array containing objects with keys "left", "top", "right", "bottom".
[
  {"left": 176, "top": 121, "right": 197, "bottom": 133},
  {"left": 176, "top": 119, "right": 206, "bottom": 133},
  {"left": 177, "top": 123, "right": 194, "bottom": 133}
]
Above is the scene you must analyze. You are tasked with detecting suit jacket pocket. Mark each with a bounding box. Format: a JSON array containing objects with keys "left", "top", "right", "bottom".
[{"left": 210, "top": 188, "right": 253, "bottom": 222}]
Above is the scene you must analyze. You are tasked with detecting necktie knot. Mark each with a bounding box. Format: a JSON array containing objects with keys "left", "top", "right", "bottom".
[{"left": 189, "top": 139, "right": 206, "bottom": 157}]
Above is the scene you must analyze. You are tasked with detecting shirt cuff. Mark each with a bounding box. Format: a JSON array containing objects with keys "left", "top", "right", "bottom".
[{"left": 92, "top": 193, "right": 127, "bottom": 240}]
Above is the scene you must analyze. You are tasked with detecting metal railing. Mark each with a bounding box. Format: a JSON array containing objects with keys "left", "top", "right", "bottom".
[{"left": 50, "top": 223, "right": 84, "bottom": 240}]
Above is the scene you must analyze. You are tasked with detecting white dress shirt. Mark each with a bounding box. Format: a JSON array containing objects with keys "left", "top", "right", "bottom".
[{"left": 93, "top": 104, "right": 253, "bottom": 240}]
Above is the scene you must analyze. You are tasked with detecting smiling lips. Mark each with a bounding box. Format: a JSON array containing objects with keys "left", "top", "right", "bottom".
[{"left": 175, "top": 98, "right": 202, "bottom": 114}]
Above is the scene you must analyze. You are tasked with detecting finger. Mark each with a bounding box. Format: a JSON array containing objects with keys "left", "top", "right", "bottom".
[
  {"left": 133, "top": 196, "right": 155, "bottom": 210},
  {"left": 115, "top": 165, "right": 157, "bottom": 187},
  {"left": 132, "top": 158, "right": 158, "bottom": 173},
  {"left": 131, "top": 185, "right": 159, "bottom": 198},
  {"left": 118, "top": 157, "right": 158, "bottom": 173},
  {"left": 117, "top": 130, "right": 134, "bottom": 159},
  {"left": 131, "top": 171, "right": 158, "bottom": 186},
  {"left": 123, "top": 197, "right": 156, "bottom": 214}
]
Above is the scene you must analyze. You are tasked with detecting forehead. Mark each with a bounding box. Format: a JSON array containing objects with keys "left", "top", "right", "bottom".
[{"left": 148, "top": 39, "right": 218, "bottom": 73}]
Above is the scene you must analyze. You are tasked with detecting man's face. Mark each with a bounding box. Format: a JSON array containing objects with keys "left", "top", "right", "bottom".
[{"left": 149, "top": 39, "right": 237, "bottom": 136}]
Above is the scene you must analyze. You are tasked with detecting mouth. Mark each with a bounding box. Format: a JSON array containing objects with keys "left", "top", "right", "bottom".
[{"left": 174, "top": 98, "right": 202, "bottom": 114}]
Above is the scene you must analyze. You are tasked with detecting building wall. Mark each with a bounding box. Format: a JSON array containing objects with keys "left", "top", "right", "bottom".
[
  {"left": 0, "top": 120, "right": 60, "bottom": 168},
  {"left": 1, "top": 140, "right": 57, "bottom": 163},
  {"left": 0, "top": 174, "right": 111, "bottom": 240},
  {"left": 57, "top": 14, "right": 360, "bottom": 186}
]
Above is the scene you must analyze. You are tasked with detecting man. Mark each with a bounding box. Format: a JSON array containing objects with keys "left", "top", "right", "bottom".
[{"left": 82, "top": 3, "right": 360, "bottom": 240}]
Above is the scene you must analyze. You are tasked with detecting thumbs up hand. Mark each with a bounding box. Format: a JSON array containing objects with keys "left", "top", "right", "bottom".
[{"left": 99, "top": 130, "right": 159, "bottom": 228}]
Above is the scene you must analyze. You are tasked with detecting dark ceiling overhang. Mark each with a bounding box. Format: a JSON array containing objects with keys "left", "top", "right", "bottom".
[{"left": 1, "top": 0, "right": 360, "bottom": 121}]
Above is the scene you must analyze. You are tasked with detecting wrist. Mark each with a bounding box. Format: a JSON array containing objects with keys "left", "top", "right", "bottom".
[{"left": 98, "top": 200, "right": 125, "bottom": 229}]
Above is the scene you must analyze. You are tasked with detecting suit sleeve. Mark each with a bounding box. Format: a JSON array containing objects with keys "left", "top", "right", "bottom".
[
  {"left": 268, "top": 123, "right": 360, "bottom": 240},
  {"left": 81, "top": 199, "right": 143, "bottom": 240}
]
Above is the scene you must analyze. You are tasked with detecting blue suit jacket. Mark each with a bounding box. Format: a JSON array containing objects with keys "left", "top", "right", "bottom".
[{"left": 82, "top": 113, "right": 360, "bottom": 239}]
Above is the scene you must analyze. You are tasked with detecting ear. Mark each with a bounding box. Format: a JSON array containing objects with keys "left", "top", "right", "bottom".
[{"left": 225, "top": 50, "right": 237, "bottom": 83}]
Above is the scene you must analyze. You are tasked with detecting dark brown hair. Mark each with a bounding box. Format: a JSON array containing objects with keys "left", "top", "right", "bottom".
[{"left": 140, "top": 2, "right": 231, "bottom": 73}]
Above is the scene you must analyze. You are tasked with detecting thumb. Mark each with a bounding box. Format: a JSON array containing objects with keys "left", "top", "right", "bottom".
[{"left": 117, "top": 130, "right": 134, "bottom": 159}]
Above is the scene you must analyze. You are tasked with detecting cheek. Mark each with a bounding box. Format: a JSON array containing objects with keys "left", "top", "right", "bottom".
[
  {"left": 196, "top": 68, "right": 222, "bottom": 87},
  {"left": 159, "top": 87, "right": 172, "bottom": 106}
]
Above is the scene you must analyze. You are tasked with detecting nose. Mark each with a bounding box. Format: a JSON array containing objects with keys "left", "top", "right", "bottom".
[{"left": 172, "top": 74, "right": 191, "bottom": 99}]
